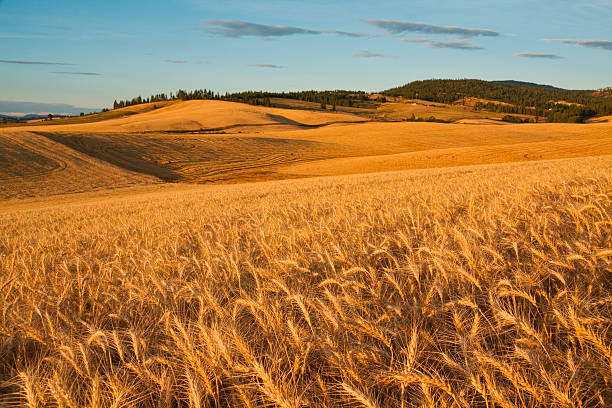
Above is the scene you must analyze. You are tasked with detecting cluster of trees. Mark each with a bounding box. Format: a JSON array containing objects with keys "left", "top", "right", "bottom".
[
  {"left": 113, "top": 89, "right": 221, "bottom": 109},
  {"left": 402, "top": 114, "right": 449, "bottom": 123},
  {"left": 222, "top": 92, "right": 274, "bottom": 107},
  {"left": 281, "top": 90, "right": 368, "bottom": 107},
  {"left": 474, "top": 101, "right": 536, "bottom": 115},
  {"left": 223, "top": 90, "right": 367, "bottom": 110},
  {"left": 546, "top": 103, "right": 612, "bottom": 123},
  {"left": 112, "top": 89, "right": 368, "bottom": 111},
  {"left": 383, "top": 79, "right": 612, "bottom": 122},
  {"left": 501, "top": 115, "right": 534, "bottom": 123}
]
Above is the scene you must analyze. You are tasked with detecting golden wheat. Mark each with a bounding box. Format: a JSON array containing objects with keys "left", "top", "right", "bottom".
[{"left": 0, "top": 156, "right": 610, "bottom": 407}]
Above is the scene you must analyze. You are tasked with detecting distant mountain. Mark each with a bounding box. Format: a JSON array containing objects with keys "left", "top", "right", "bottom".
[
  {"left": 20, "top": 114, "right": 47, "bottom": 120},
  {"left": 20, "top": 113, "right": 69, "bottom": 120},
  {"left": 0, "top": 114, "right": 20, "bottom": 123},
  {"left": 0, "top": 113, "right": 70, "bottom": 121},
  {"left": 0, "top": 100, "right": 99, "bottom": 117}
]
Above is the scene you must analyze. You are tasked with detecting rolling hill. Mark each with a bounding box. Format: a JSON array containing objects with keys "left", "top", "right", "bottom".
[
  {"left": 0, "top": 129, "right": 159, "bottom": 199},
  {"left": 1, "top": 98, "right": 611, "bottom": 200},
  {"left": 0, "top": 82, "right": 611, "bottom": 408},
  {"left": 383, "top": 79, "right": 612, "bottom": 122},
  {"left": 383, "top": 79, "right": 598, "bottom": 105}
]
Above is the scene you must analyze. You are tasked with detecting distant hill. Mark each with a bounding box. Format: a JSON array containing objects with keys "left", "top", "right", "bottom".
[
  {"left": 0, "top": 114, "right": 20, "bottom": 123},
  {"left": 0, "top": 113, "right": 70, "bottom": 123},
  {"left": 382, "top": 79, "right": 598, "bottom": 106},
  {"left": 382, "top": 79, "right": 612, "bottom": 122},
  {"left": 21, "top": 114, "right": 49, "bottom": 120}
]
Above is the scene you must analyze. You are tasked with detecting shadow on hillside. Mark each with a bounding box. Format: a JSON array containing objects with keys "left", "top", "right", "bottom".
[{"left": 34, "top": 132, "right": 181, "bottom": 182}]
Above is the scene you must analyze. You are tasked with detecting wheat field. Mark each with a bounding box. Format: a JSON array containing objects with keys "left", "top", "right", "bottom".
[
  {"left": 1, "top": 101, "right": 611, "bottom": 199},
  {"left": 1, "top": 155, "right": 610, "bottom": 407},
  {"left": 15, "top": 101, "right": 367, "bottom": 134}
]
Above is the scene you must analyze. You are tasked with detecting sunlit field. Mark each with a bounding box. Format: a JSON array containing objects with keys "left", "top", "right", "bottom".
[
  {"left": 1, "top": 156, "right": 610, "bottom": 407},
  {"left": 2, "top": 0, "right": 612, "bottom": 406},
  {"left": 1, "top": 100, "right": 611, "bottom": 199}
]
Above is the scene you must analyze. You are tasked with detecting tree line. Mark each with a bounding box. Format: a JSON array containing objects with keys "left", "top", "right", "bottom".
[
  {"left": 113, "top": 89, "right": 220, "bottom": 109},
  {"left": 112, "top": 89, "right": 368, "bottom": 111}
]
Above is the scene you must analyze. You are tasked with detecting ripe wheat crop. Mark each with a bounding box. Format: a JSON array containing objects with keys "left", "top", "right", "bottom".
[{"left": 0, "top": 156, "right": 610, "bottom": 407}]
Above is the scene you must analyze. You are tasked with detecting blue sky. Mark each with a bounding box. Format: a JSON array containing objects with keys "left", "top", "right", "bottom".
[{"left": 0, "top": 0, "right": 611, "bottom": 111}]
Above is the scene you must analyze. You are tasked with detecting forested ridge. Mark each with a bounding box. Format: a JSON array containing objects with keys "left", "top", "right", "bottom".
[
  {"left": 384, "top": 79, "right": 612, "bottom": 122},
  {"left": 111, "top": 79, "right": 612, "bottom": 123}
]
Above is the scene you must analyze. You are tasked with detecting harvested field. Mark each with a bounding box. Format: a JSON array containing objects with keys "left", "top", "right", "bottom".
[
  {"left": 35, "top": 131, "right": 362, "bottom": 183},
  {"left": 0, "top": 130, "right": 158, "bottom": 200}
]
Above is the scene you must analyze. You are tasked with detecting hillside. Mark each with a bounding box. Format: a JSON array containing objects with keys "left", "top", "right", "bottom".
[
  {"left": 383, "top": 79, "right": 596, "bottom": 106},
  {"left": 374, "top": 100, "right": 534, "bottom": 122},
  {"left": 1, "top": 99, "right": 611, "bottom": 200},
  {"left": 383, "top": 79, "right": 612, "bottom": 122},
  {"left": 3, "top": 100, "right": 367, "bottom": 133},
  {"left": 0, "top": 130, "right": 159, "bottom": 199}
]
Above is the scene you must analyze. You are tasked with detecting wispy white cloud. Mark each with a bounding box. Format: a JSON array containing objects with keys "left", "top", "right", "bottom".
[
  {"left": 248, "top": 63, "right": 283, "bottom": 69},
  {"left": 364, "top": 20, "right": 499, "bottom": 38},
  {"left": 399, "top": 38, "right": 484, "bottom": 50},
  {"left": 398, "top": 38, "right": 433, "bottom": 43},
  {"left": 544, "top": 38, "right": 612, "bottom": 51},
  {"left": 514, "top": 52, "right": 563, "bottom": 59},
  {"left": 426, "top": 40, "right": 484, "bottom": 50},
  {"left": 353, "top": 50, "right": 398, "bottom": 58},
  {"left": 203, "top": 20, "right": 361, "bottom": 39},
  {"left": 0, "top": 59, "right": 73, "bottom": 65}
]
